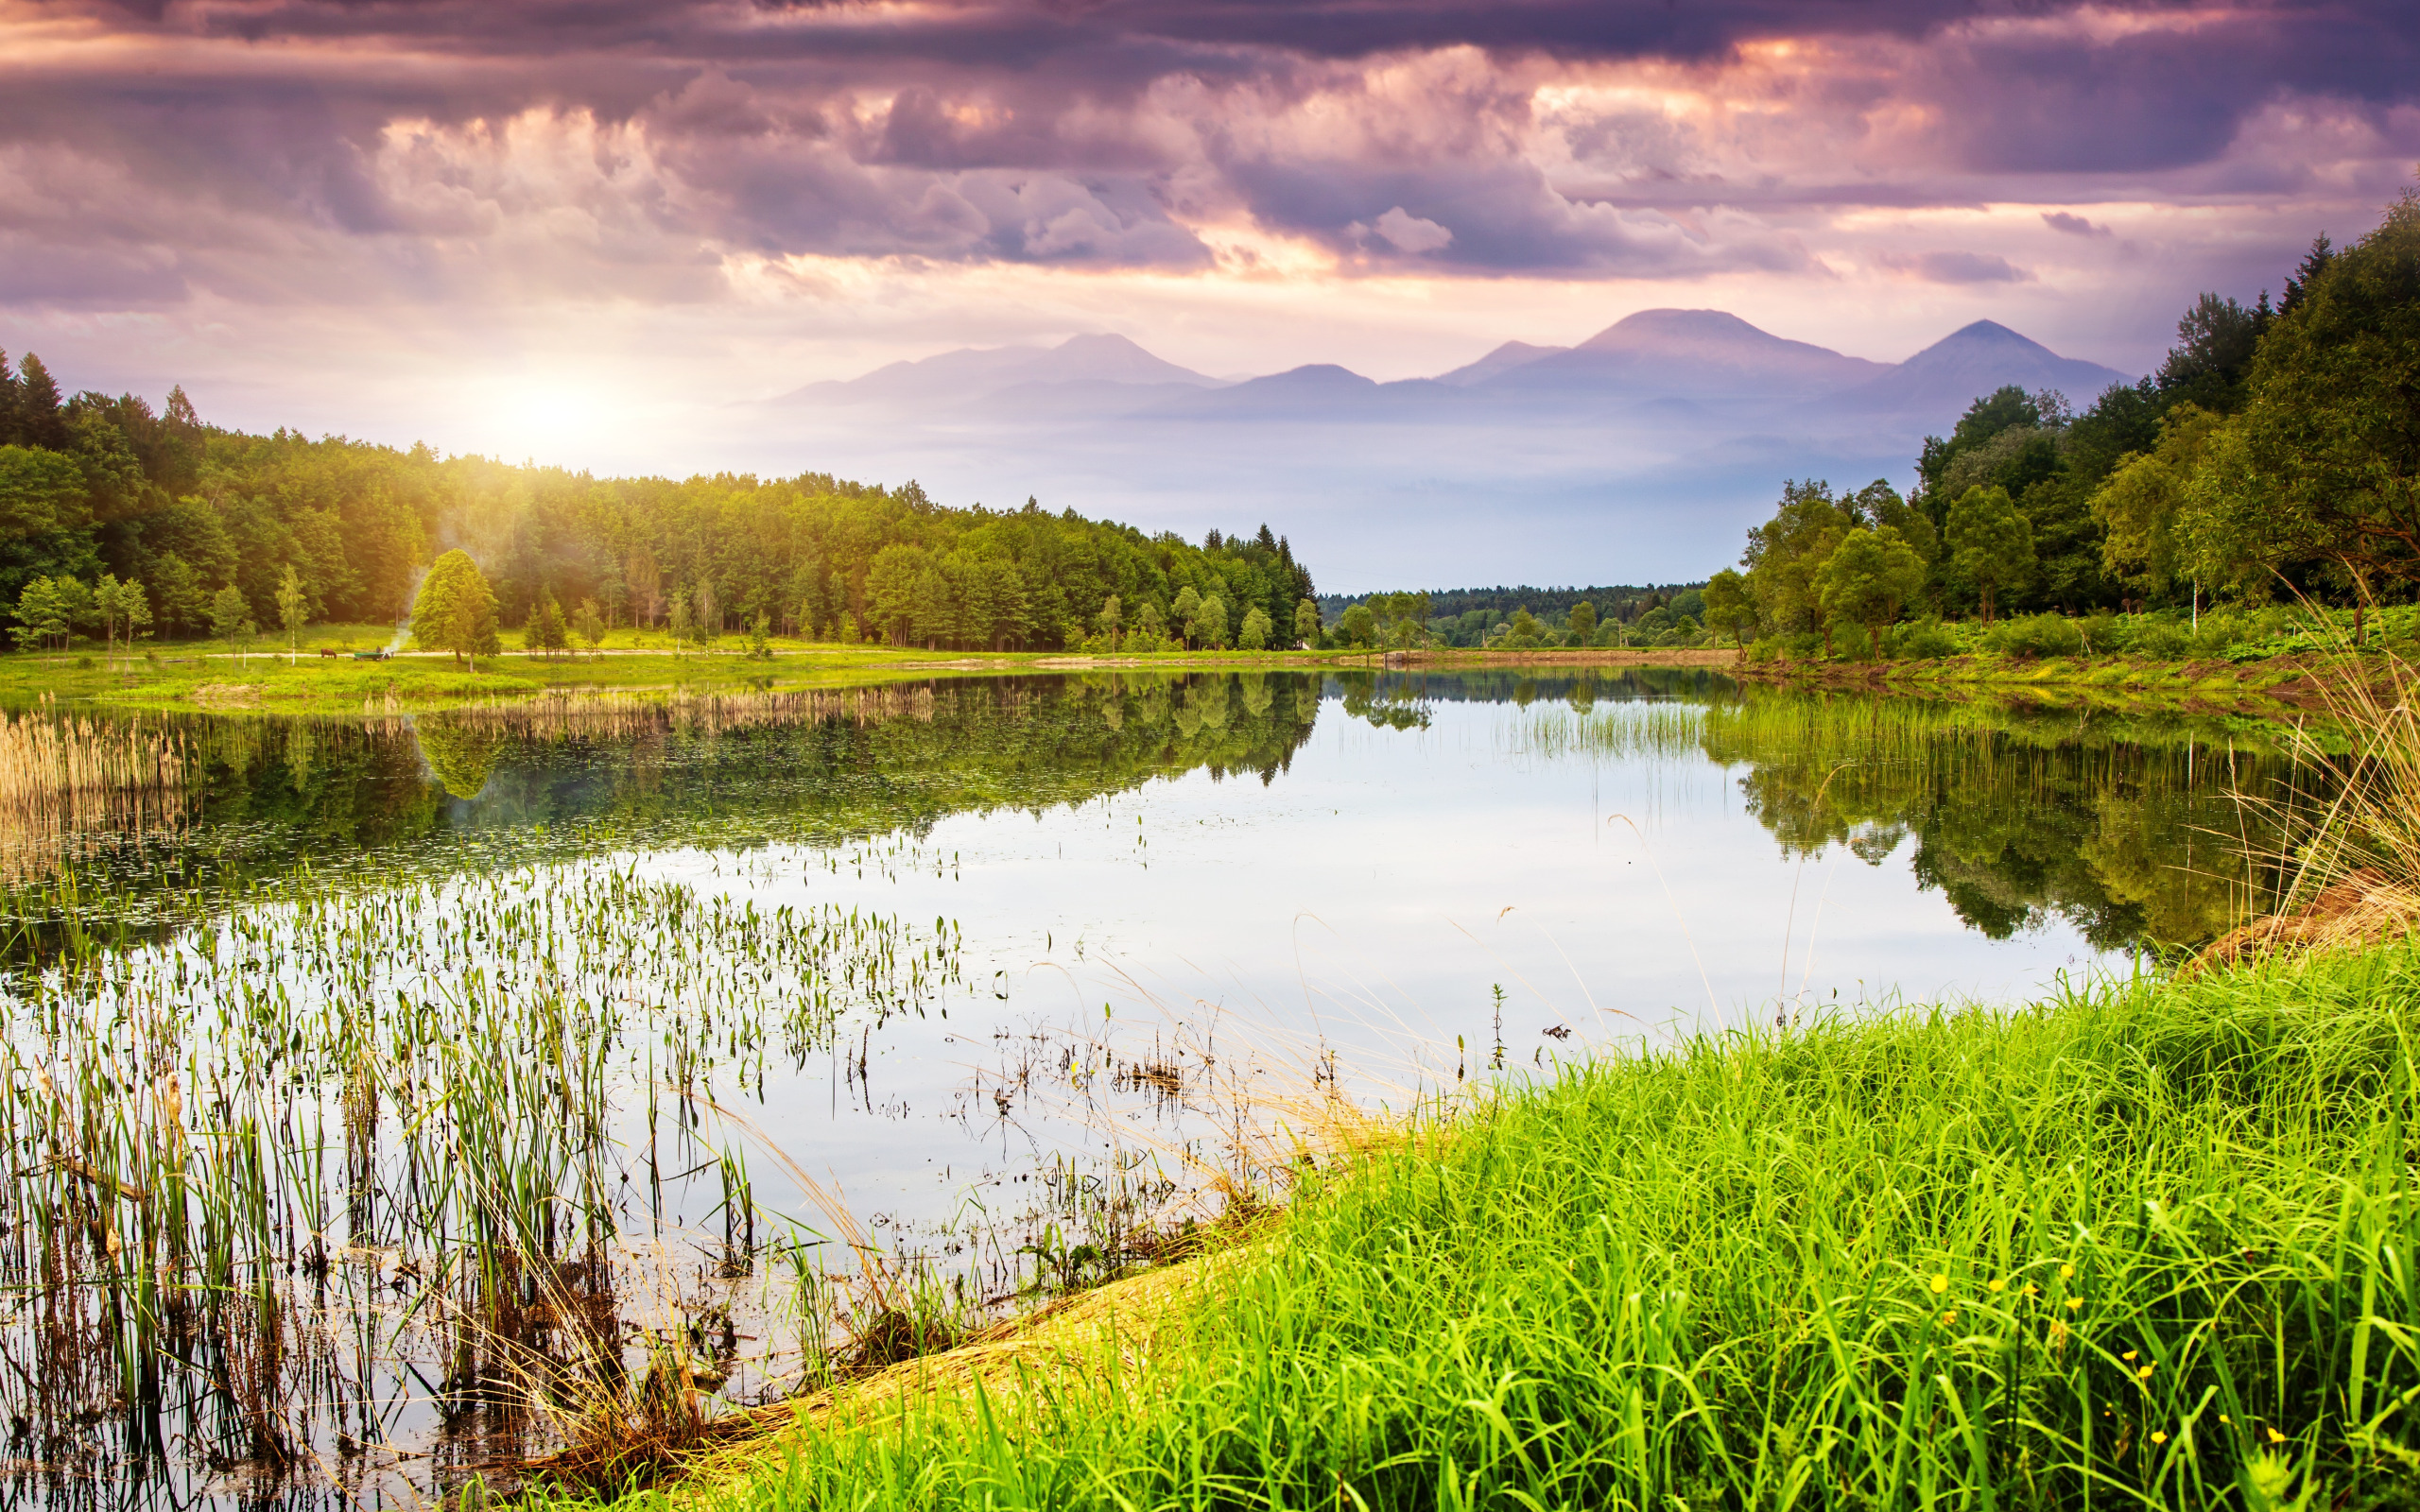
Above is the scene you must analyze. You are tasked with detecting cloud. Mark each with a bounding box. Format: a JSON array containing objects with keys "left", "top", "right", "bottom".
[
  {"left": 2040, "top": 211, "right": 2113, "bottom": 238},
  {"left": 1372, "top": 206, "right": 1453, "bottom": 252},
  {"left": 1877, "top": 249, "right": 2033, "bottom": 284},
  {"left": 0, "top": 0, "right": 2414, "bottom": 313}
]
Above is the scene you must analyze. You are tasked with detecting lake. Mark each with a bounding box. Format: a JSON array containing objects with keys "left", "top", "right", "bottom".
[{"left": 0, "top": 669, "right": 2310, "bottom": 1506}]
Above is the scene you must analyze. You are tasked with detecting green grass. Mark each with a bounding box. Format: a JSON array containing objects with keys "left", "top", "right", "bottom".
[
  {"left": 589, "top": 941, "right": 2420, "bottom": 1511},
  {"left": 0, "top": 624, "right": 1352, "bottom": 714}
]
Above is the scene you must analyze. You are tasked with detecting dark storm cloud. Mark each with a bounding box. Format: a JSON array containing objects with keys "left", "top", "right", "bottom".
[{"left": 4, "top": 0, "right": 2417, "bottom": 302}]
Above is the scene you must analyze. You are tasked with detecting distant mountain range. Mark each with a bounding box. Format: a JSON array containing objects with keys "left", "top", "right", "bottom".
[{"left": 735, "top": 310, "right": 2133, "bottom": 591}]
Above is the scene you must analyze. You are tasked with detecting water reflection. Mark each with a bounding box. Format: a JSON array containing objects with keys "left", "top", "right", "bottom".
[
  {"left": 1, "top": 673, "right": 2315, "bottom": 971},
  {"left": 0, "top": 670, "right": 2328, "bottom": 1506}
]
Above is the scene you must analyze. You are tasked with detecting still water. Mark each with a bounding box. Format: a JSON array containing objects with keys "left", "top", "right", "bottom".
[{"left": 0, "top": 670, "right": 2306, "bottom": 1506}]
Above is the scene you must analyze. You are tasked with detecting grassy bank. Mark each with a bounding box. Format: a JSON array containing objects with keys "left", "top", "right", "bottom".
[
  {"left": 0, "top": 624, "right": 1357, "bottom": 715},
  {"left": 562, "top": 938, "right": 2420, "bottom": 1510}
]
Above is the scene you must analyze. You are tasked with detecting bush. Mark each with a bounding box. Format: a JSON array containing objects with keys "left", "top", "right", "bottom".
[
  {"left": 2120, "top": 616, "right": 2193, "bottom": 659},
  {"left": 1982, "top": 612, "right": 2086, "bottom": 659},
  {"left": 1884, "top": 618, "right": 1962, "bottom": 660},
  {"left": 2188, "top": 612, "right": 2249, "bottom": 659}
]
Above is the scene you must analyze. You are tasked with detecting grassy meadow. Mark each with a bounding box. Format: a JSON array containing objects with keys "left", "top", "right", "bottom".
[{"left": 526, "top": 934, "right": 2420, "bottom": 1512}]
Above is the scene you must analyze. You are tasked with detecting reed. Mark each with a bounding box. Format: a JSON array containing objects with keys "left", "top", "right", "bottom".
[{"left": 600, "top": 939, "right": 2420, "bottom": 1512}]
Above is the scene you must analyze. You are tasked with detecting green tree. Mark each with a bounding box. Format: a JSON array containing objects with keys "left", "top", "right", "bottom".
[
  {"left": 95, "top": 575, "right": 151, "bottom": 667},
  {"left": 694, "top": 578, "right": 720, "bottom": 647},
  {"left": 1566, "top": 600, "right": 1598, "bottom": 644},
  {"left": 574, "top": 596, "right": 606, "bottom": 655},
  {"left": 667, "top": 589, "right": 692, "bottom": 657},
  {"left": 210, "top": 583, "right": 255, "bottom": 663},
  {"left": 1701, "top": 570, "right": 1753, "bottom": 647},
  {"left": 1134, "top": 600, "right": 1167, "bottom": 649},
  {"left": 9, "top": 576, "right": 68, "bottom": 655},
  {"left": 1195, "top": 593, "right": 1230, "bottom": 649},
  {"left": 1237, "top": 605, "right": 1271, "bottom": 651},
  {"left": 1743, "top": 480, "right": 1855, "bottom": 633},
  {"left": 1172, "top": 585, "right": 1202, "bottom": 648},
  {"left": 1818, "top": 526, "right": 1927, "bottom": 659},
  {"left": 275, "top": 562, "right": 309, "bottom": 664},
  {"left": 1338, "top": 602, "right": 1376, "bottom": 647},
  {"left": 527, "top": 586, "right": 569, "bottom": 658},
  {"left": 1293, "top": 598, "right": 1321, "bottom": 647},
  {"left": 749, "top": 609, "right": 772, "bottom": 660},
  {"left": 2091, "top": 404, "right": 2223, "bottom": 597},
  {"left": 408, "top": 549, "right": 501, "bottom": 670},
  {"left": 1098, "top": 593, "right": 1122, "bottom": 645},
  {"left": 2185, "top": 187, "right": 2420, "bottom": 604},
  {"left": 1947, "top": 486, "right": 2035, "bottom": 625}
]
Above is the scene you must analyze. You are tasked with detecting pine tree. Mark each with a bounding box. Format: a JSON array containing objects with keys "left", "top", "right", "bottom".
[
  {"left": 0, "top": 351, "right": 19, "bottom": 446},
  {"left": 528, "top": 586, "right": 569, "bottom": 657},
  {"left": 13, "top": 353, "right": 64, "bottom": 450},
  {"left": 2280, "top": 233, "right": 2335, "bottom": 315}
]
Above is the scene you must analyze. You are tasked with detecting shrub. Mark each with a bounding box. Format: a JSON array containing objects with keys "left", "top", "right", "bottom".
[
  {"left": 1884, "top": 619, "right": 1962, "bottom": 660},
  {"left": 1983, "top": 612, "right": 2086, "bottom": 659},
  {"left": 2121, "top": 617, "right": 2193, "bottom": 659}
]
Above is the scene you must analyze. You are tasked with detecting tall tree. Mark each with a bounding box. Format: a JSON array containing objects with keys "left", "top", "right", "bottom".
[
  {"left": 12, "top": 354, "right": 64, "bottom": 451},
  {"left": 2186, "top": 187, "right": 2420, "bottom": 600},
  {"left": 1947, "top": 486, "right": 2036, "bottom": 625},
  {"left": 1701, "top": 569, "right": 1753, "bottom": 647},
  {"left": 408, "top": 549, "right": 501, "bottom": 670},
  {"left": 275, "top": 562, "right": 309, "bottom": 663},
  {"left": 574, "top": 596, "right": 606, "bottom": 655},
  {"left": 210, "top": 583, "right": 255, "bottom": 663},
  {"left": 1566, "top": 600, "right": 1598, "bottom": 644},
  {"left": 1818, "top": 527, "right": 1927, "bottom": 659},
  {"left": 1293, "top": 598, "right": 1321, "bottom": 647}
]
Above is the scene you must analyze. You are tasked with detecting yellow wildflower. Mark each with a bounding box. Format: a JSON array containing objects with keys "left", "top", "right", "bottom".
[
  {"left": 2122, "top": 1350, "right": 2137, "bottom": 1361},
  {"left": 2061, "top": 1263, "right": 2075, "bottom": 1279},
  {"left": 2267, "top": 1427, "right": 2287, "bottom": 1444},
  {"left": 2066, "top": 1297, "right": 2083, "bottom": 1311},
  {"left": 1929, "top": 1274, "right": 1949, "bottom": 1294},
  {"left": 2151, "top": 1432, "right": 2168, "bottom": 1446},
  {"left": 1989, "top": 1278, "right": 2007, "bottom": 1293}
]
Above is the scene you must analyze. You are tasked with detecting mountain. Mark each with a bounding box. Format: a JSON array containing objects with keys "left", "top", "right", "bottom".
[
  {"left": 742, "top": 311, "right": 2139, "bottom": 592},
  {"left": 1480, "top": 309, "right": 1887, "bottom": 400},
  {"left": 781, "top": 333, "right": 1223, "bottom": 407},
  {"left": 1828, "top": 320, "right": 2129, "bottom": 417},
  {"left": 1145, "top": 364, "right": 1474, "bottom": 420},
  {"left": 1435, "top": 339, "right": 1567, "bottom": 387}
]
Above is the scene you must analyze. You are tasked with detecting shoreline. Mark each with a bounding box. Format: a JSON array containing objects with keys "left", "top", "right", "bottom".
[{"left": 546, "top": 932, "right": 2420, "bottom": 1508}]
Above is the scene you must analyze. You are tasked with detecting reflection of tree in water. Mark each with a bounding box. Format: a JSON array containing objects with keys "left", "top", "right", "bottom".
[
  {"left": 414, "top": 719, "right": 511, "bottom": 799},
  {"left": 11, "top": 676, "right": 1328, "bottom": 964},
  {"left": 1704, "top": 692, "right": 2308, "bottom": 950}
]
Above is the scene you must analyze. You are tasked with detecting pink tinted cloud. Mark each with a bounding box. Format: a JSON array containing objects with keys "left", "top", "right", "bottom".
[{"left": 0, "top": 0, "right": 2411, "bottom": 309}]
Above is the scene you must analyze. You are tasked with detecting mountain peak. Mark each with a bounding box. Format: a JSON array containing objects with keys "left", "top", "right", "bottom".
[{"left": 1578, "top": 308, "right": 1772, "bottom": 351}]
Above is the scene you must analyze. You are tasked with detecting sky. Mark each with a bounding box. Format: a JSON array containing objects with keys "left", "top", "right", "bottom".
[{"left": 4, "top": 0, "right": 2417, "bottom": 482}]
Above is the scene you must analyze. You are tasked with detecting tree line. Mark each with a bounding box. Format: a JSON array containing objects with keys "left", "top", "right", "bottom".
[
  {"left": 1706, "top": 181, "right": 2420, "bottom": 655},
  {"left": 0, "top": 364, "right": 1317, "bottom": 654}
]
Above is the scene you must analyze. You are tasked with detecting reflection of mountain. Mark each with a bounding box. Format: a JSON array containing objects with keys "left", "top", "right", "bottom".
[{"left": 739, "top": 314, "right": 2133, "bottom": 589}]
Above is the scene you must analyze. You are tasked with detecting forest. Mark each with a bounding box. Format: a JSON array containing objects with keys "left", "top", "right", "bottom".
[
  {"left": 1312, "top": 585, "right": 1711, "bottom": 650},
  {"left": 1714, "top": 181, "right": 2420, "bottom": 658},
  {"left": 0, "top": 364, "right": 1317, "bottom": 654}
]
